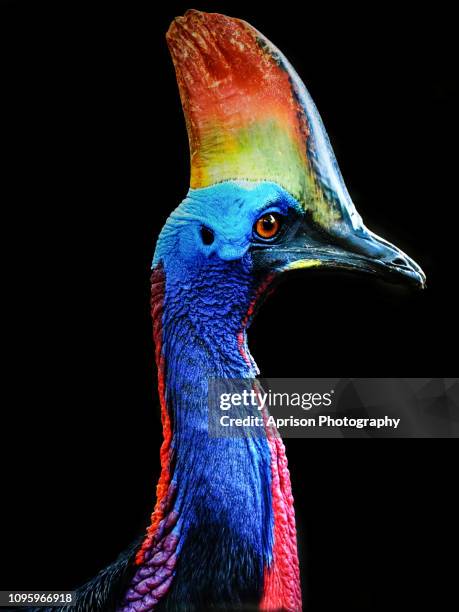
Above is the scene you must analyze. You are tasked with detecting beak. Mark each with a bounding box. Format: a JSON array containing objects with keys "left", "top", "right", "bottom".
[{"left": 253, "top": 216, "right": 426, "bottom": 289}]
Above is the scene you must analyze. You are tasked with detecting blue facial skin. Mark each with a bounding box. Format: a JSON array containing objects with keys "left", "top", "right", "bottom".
[
  {"left": 153, "top": 180, "right": 301, "bottom": 269},
  {"left": 149, "top": 181, "right": 301, "bottom": 608}
]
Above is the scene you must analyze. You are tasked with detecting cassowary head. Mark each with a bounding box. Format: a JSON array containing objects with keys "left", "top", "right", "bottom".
[{"left": 154, "top": 9, "right": 425, "bottom": 334}]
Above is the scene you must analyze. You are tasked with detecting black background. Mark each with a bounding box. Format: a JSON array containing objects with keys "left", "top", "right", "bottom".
[{"left": 1, "top": 1, "right": 457, "bottom": 610}]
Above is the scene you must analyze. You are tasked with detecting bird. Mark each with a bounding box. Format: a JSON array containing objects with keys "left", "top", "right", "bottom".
[{"left": 25, "top": 9, "right": 425, "bottom": 612}]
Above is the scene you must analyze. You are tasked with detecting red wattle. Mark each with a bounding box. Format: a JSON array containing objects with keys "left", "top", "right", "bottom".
[
  {"left": 136, "top": 266, "right": 173, "bottom": 566},
  {"left": 261, "top": 434, "right": 302, "bottom": 611}
]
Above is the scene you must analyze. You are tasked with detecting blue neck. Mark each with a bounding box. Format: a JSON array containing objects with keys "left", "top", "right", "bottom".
[{"left": 151, "top": 261, "right": 274, "bottom": 605}]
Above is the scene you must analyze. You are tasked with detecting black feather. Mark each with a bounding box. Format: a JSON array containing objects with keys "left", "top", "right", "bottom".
[{"left": 8, "top": 539, "right": 141, "bottom": 612}]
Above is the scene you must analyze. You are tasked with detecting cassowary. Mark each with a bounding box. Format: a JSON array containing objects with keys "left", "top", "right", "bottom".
[{"left": 29, "top": 9, "right": 425, "bottom": 612}]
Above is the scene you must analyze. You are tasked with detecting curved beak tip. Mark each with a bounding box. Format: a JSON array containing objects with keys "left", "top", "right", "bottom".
[
  {"left": 376, "top": 248, "right": 426, "bottom": 290},
  {"left": 390, "top": 265, "right": 426, "bottom": 290}
]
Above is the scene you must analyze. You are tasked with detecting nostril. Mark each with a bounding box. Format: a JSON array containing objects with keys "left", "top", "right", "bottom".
[
  {"left": 200, "top": 226, "right": 215, "bottom": 246},
  {"left": 392, "top": 257, "right": 406, "bottom": 267}
]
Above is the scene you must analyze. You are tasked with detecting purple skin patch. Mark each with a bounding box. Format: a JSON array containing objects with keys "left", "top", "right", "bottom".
[{"left": 118, "top": 511, "right": 179, "bottom": 612}]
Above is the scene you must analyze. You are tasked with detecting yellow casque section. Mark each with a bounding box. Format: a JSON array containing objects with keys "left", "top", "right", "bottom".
[{"left": 191, "top": 118, "right": 306, "bottom": 195}]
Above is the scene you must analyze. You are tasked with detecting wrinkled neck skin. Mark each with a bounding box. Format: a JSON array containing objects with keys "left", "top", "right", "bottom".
[
  {"left": 120, "top": 208, "right": 301, "bottom": 611},
  {"left": 162, "top": 255, "right": 259, "bottom": 382}
]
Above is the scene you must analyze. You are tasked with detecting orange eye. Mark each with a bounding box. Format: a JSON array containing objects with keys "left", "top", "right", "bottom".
[{"left": 254, "top": 213, "right": 282, "bottom": 240}]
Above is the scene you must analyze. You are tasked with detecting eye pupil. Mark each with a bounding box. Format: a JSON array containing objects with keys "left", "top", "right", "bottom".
[
  {"left": 263, "top": 216, "right": 275, "bottom": 230},
  {"left": 255, "top": 213, "right": 281, "bottom": 239}
]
